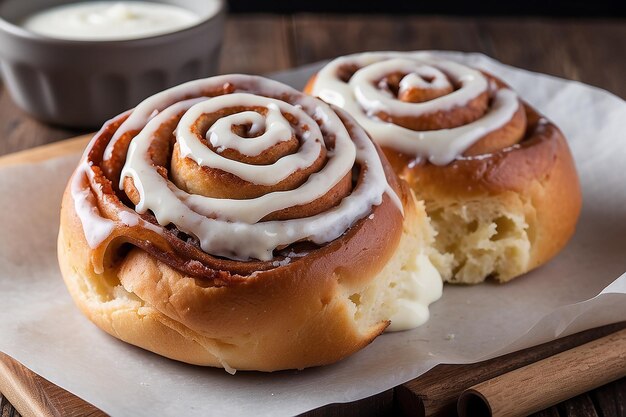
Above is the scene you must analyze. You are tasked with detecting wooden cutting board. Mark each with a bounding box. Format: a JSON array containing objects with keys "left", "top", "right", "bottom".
[
  {"left": 0, "top": 136, "right": 624, "bottom": 417},
  {"left": 0, "top": 352, "right": 105, "bottom": 417},
  {"left": 0, "top": 134, "right": 90, "bottom": 167}
]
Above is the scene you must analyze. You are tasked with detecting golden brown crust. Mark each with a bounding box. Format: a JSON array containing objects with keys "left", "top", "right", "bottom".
[
  {"left": 388, "top": 106, "right": 581, "bottom": 275},
  {"left": 306, "top": 66, "right": 582, "bottom": 282},
  {"left": 169, "top": 106, "right": 329, "bottom": 202},
  {"left": 57, "top": 75, "right": 427, "bottom": 370},
  {"left": 58, "top": 166, "right": 413, "bottom": 370}
]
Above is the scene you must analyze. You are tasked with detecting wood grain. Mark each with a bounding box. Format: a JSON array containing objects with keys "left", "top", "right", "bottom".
[
  {"left": 219, "top": 14, "right": 294, "bottom": 74},
  {"left": 1, "top": 395, "right": 22, "bottom": 417},
  {"left": 292, "top": 15, "right": 485, "bottom": 61},
  {"left": 478, "top": 18, "right": 626, "bottom": 98},
  {"left": 0, "top": 135, "right": 90, "bottom": 167},
  {"left": 591, "top": 377, "right": 626, "bottom": 417},
  {"left": 291, "top": 15, "right": 626, "bottom": 98},
  {"left": 457, "top": 328, "right": 626, "bottom": 417},
  {"left": 0, "top": 82, "right": 87, "bottom": 157},
  {"left": 532, "top": 408, "right": 561, "bottom": 417},
  {"left": 558, "top": 395, "right": 600, "bottom": 417},
  {"left": 396, "top": 322, "right": 626, "bottom": 417},
  {"left": 0, "top": 353, "right": 105, "bottom": 417}
]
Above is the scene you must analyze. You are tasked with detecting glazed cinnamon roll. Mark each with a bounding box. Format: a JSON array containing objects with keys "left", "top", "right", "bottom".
[
  {"left": 58, "top": 75, "right": 442, "bottom": 372},
  {"left": 306, "top": 52, "right": 582, "bottom": 284}
]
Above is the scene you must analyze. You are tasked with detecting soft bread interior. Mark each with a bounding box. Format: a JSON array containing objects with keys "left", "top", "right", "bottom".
[
  {"left": 343, "top": 201, "right": 442, "bottom": 333},
  {"left": 425, "top": 192, "right": 534, "bottom": 284}
]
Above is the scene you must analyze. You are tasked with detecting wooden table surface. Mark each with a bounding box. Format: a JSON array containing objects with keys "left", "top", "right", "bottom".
[{"left": 1, "top": 13, "right": 625, "bottom": 417}]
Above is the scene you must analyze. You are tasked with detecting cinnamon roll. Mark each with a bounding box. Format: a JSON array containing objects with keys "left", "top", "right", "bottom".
[
  {"left": 58, "top": 74, "right": 442, "bottom": 372},
  {"left": 306, "top": 52, "right": 582, "bottom": 284}
]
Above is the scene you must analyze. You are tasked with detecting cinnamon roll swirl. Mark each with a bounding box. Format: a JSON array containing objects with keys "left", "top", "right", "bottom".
[
  {"left": 306, "top": 52, "right": 581, "bottom": 284},
  {"left": 58, "top": 74, "right": 442, "bottom": 371}
]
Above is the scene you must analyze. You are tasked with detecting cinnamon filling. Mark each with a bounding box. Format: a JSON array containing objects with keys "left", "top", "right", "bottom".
[
  {"left": 310, "top": 54, "right": 529, "bottom": 164},
  {"left": 74, "top": 76, "right": 395, "bottom": 284}
]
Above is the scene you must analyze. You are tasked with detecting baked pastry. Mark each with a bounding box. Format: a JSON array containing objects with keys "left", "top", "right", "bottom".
[
  {"left": 58, "top": 74, "right": 442, "bottom": 372},
  {"left": 306, "top": 52, "right": 582, "bottom": 284}
]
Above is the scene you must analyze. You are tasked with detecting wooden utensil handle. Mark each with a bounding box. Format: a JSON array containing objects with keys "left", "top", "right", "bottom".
[
  {"left": 457, "top": 327, "right": 626, "bottom": 417},
  {"left": 0, "top": 352, "right": 106, "bottom": 417}
]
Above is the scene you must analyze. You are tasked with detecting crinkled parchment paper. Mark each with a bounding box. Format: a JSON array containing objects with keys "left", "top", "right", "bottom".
[{"left": 1, "top": 52, "right": 625, "bottom": 416}]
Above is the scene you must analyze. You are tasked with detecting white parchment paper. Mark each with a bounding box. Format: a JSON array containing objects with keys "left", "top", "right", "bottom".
[{"left": 1, "top": 52, "right": 625, "bottom": 417}]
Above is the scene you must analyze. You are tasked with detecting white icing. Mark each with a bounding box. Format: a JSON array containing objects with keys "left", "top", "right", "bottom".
[
  {"left": 351, "top": 58, "right": 486, "bottom": 117},
  {"left": 118, "top": 210, "right": 139, "bottom": 227},
  {"left": 22, "top": 1, "right": 207, "bottom": 41},
  {"left": 386, "top": 253, "right": 443, "bottom": 332},
  {"left": 71, "top": 149, "right": 164, "bottom": 253},
  {"left": 118, "top": 209, "right": 164, "bottom": 235},
  {"left": 398, "top": 66, "right": 450, "bottom": 95},
  {"left": 311, "top": 52, "right": 521, "bottom": 165},
  {"left": 207, "top": 103, "right": 293, "bottom": 157},
  {"left": 70, "top": 167, "right": 115, "bottom": 248},
  {"left": 457, "top": 142, "right": 522, "bottom": 161},
  {"left": 113, "top": 75, "right": 401, "bottom": 261},
  {"left": 177, "top": 94, "right": 333, "bottom": 186}
]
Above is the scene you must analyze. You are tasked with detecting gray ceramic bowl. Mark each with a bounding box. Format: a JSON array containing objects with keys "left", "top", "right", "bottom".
[{"left": 0, "top": 0, "right": 225, "bottom": 128}]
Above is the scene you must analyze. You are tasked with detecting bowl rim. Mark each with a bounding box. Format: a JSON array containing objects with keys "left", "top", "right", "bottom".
[{"left": 0, "top": 0, "right": 225, "bottom": 46}]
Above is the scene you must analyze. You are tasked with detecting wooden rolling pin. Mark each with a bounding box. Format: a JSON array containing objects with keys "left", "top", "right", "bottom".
[
  {"left": 457, "top": 327, "right": 626, "bottom": 417},
  {"left": 395, "top": 322, "right": 626, "bottom": 416}
]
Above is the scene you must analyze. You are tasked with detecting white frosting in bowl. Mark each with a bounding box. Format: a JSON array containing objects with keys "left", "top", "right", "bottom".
[{"left": 21, "top": 1, "right": 213, "bottom": 41}]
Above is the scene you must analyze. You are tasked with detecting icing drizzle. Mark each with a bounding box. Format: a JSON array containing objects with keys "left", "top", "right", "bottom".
[
  {"left": 75, "top": 75, "right": 401, "bottom": 262},
  {"left": 310, "top": 52, "right": 521, "bottom": 165}
]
